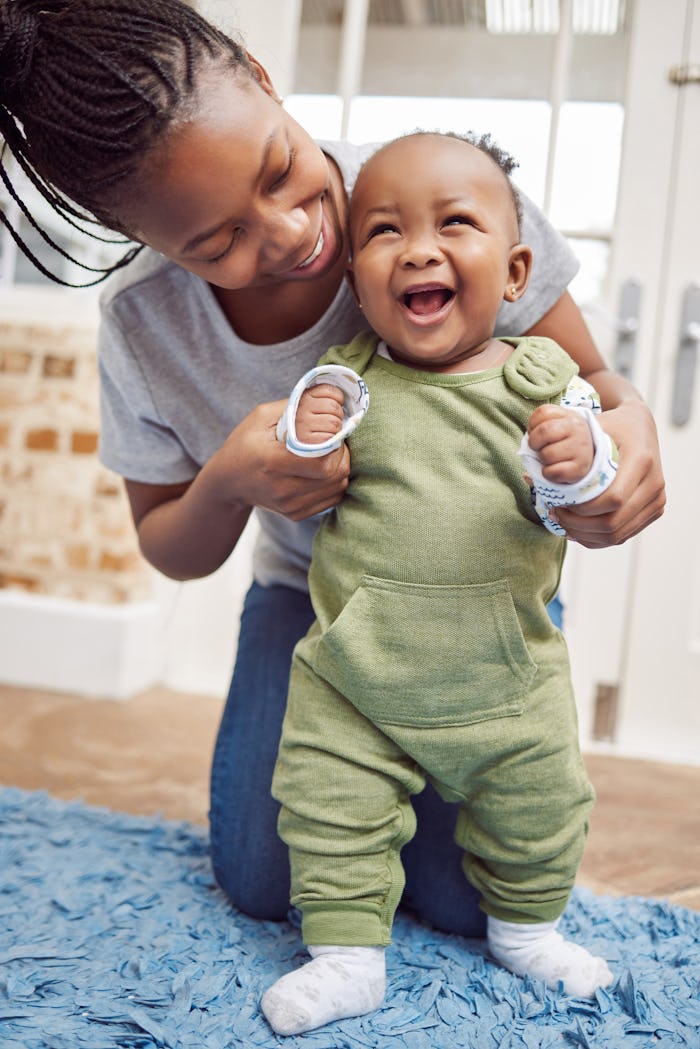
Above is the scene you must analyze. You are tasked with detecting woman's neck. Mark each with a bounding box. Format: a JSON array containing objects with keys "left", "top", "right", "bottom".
[{"left": 212, "top": 259, "right": 346, "bottom": 345}]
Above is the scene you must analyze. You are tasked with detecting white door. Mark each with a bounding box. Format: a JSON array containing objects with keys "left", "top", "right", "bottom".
[{"left": 567, "top": 0, "right": 700, "bottom": 765}]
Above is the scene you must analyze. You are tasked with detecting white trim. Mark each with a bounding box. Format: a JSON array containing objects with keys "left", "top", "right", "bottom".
[{"left": 0, "top": 590, "right": 166, "bottom": 700}]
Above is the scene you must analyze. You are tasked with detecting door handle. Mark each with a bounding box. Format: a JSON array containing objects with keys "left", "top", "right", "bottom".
[
  {"left": 613, "top": 278, "right": 642, "bottom": 381},
  {"left": 583, "top": 278, "right": 642, "bottom": 381},
  {"left": 671, "top": 284, "right": 700, "bottom": 426},
  {"left": 668, "top": 63, "right": 700, "bottom": 85}
]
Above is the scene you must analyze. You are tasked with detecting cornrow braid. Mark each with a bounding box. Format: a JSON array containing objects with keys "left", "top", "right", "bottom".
[{"left": 0, "top": 0, "right": 253, "bottom": 286}]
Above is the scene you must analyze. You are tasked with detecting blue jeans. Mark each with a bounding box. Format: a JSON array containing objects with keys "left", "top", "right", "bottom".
[{"left": 209, "top": 582, "right": 563, "bottom": 938}]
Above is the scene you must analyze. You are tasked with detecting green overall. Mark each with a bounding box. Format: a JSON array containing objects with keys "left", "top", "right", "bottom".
[{"left": 272, "top": 333, "right": 596, "bottom": 947}]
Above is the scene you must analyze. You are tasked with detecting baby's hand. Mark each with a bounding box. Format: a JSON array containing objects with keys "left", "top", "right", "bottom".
[
  {"left": 295, "top": 384, "right": 346, "bottom": 445},
  {"left": 527, "top": 403, "right": 594, "bottom": 485}
]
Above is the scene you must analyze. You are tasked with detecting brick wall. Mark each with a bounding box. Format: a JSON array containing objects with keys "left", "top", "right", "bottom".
[{"left": 0, "top": 290, "right": 152, "bottom": 604}]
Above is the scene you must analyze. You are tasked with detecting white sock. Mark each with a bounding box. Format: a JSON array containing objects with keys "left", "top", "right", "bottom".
[
  {"left": 260, "top": 945, "right": 386, "bottom": 1036},
  {"left": 487, "top": 916, "right": 613, "bottom": 998}
]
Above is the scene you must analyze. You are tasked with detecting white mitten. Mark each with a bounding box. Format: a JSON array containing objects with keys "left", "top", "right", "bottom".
[
  {"left": 276, "top": 364, "right": 370, "bottom": 458},
  {"left": 517, "top": 407, "right": 618, "bottom": 536}
]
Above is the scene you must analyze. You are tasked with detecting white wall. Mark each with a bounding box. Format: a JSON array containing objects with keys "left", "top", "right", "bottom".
[
  {"left": 197, "top": 0, "right": 302, "bottom": 95},
  {"left": 0, "top": 519, "right": 256, "bottom": 701},
  {"left": 150, "top": 519, "right": 257, "bottom": 698}
]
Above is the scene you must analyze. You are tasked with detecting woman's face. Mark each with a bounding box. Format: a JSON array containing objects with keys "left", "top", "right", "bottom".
[{"left": 119, "top": 61, "right": 346, "bottom": 291}]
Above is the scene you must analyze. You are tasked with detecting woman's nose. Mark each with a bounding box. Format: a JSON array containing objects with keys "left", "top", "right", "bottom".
[{"left": 259, "top": 205, "right": 310, "bottom": 262}]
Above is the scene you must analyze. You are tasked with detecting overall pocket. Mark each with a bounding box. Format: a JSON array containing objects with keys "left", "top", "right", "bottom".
[{"left": 312, "top": 575, "right": 536, "bottom": 727}]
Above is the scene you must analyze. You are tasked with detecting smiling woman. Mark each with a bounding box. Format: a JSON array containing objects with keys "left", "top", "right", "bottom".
[
  {"left": 0, "top": 0, "right": 665, "bottom": 961},
  {"left": 122, "top": 67, "right": 343, "bottom": 297}
]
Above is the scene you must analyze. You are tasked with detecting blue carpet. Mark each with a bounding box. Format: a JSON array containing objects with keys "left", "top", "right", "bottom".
[{"left": 1, "top": 787, "right": 698, "bottom": 1048}]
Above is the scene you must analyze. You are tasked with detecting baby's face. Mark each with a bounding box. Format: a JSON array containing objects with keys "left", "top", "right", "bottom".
[{"left": 348, "top": 134, "right": 527, "bottom": 371}]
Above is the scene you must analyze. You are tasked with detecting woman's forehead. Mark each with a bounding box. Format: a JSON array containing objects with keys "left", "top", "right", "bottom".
[{"left": 116, "top": 83, "right": 284, "bottom": 244}]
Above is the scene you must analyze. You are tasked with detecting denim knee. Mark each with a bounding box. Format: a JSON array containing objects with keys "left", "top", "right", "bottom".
[{"left": 209, "top": 582, "right": 315, "bottom": 919}]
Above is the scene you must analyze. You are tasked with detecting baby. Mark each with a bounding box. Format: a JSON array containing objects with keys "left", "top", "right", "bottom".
[{"left": 263, "top": 131, "right": 617, "bottom": 1037}]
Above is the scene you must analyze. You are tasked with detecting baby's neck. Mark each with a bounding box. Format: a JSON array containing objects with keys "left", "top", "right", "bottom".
[{"left": 380, "top": 337, "right": 514, "bottom": 374}]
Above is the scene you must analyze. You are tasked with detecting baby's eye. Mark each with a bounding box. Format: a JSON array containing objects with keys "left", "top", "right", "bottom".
[
  {"left": 367, "top": 223, "right": 399, "bottom": 239},
  {"left": 443, "top": 214, "right": 474, "bottom": 228}
]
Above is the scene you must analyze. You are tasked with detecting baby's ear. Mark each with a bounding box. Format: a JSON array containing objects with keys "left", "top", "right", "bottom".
[{"left": 505, "top": 244, "right": 533, "bottom": 301}]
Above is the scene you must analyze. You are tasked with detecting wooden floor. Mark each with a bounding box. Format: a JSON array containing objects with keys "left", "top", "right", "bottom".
[{"left": 2, "top": 682, "right": 699, "bottom": 912}]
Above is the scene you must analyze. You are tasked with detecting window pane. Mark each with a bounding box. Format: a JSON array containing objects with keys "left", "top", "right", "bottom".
[
  {"left": 566, "top": 237, "right": 611, "bottom": 306},
  {"left": 549, "top": 102, "right": 624, "bottom": 231},
  {"left": 284, "top": 94, "right": 343, "bottom": 140},
  {"left": 286, "top": 94, "right": 551, "bottom": 207}
]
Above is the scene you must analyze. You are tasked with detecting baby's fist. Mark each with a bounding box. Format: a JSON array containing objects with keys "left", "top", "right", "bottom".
[{"left": 527, "top": 404, "right": 594, "bottom": 484}]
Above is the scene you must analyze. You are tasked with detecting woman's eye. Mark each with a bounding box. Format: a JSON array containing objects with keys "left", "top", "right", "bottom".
[
  {"left": 204, "top": 232, "right": 239, "bottom": 264},
  {"left": 270, "top": 148, "right": 296, "bottom": 191}
]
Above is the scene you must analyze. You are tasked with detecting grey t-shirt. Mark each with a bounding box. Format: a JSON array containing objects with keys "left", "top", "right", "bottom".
[{"left": 98, "top": 139, "right": 579, "bottom": 592}]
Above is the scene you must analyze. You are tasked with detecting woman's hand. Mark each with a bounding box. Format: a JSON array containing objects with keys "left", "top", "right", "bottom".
[
  {"left": 220, "top": 397, "right": 350, "bottom": 521},
  {"left": 553, "top": 398, "right": 666, "bottom": 547},
  {"left": 125, "top": 398, "right": 350, "bottom": 581}
]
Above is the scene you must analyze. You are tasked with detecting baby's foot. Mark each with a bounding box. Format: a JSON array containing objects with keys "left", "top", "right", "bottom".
[
  {"left": 487, "top": 917, "right": 613, "bottom": 998},
  {"left": 261, "top": 945, "right": 386, "bottom": 1036}
]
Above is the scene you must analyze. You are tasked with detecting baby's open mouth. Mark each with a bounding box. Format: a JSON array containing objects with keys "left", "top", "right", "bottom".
[{"left": 403, "top": 287, "right": 454, "bottom": 315}]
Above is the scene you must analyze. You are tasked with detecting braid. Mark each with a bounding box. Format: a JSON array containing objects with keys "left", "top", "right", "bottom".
[{"left": 0, "top": 0, "right": 252, "bottom": 286}]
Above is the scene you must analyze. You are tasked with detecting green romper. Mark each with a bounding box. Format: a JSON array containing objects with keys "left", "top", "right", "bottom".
[{"left": 272, "top": 333, "right": 596, "bottom": 948}]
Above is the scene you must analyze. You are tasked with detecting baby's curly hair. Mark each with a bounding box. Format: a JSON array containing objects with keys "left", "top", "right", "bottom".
[
  {"left": 450, "top": 130, "right": 522, "bottom": 223},
  {"left": 369, "top": 129, "right": 523, "bottom": 232}
]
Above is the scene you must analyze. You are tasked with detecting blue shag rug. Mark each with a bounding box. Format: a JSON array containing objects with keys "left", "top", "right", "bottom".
[{"left": 1, "top": 787, "right": 698, "bottom": 1048}]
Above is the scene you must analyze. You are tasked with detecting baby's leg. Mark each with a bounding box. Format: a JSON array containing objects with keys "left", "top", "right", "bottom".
[
  {"left": 487, "top": 916, "right": 613, "bottom": 998},
  {"left": 261, "top": 945, "right": 386, "bottom": 1036},
  {"left": 263, "top": 656, "right": 424, "bottom": 1035},
  {"left": 451, "top": 667, "right": 608, "bottom": 998}
]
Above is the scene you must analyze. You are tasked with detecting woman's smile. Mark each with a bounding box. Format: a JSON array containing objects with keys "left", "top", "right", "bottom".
[
  {"left": 297, "top": 230, "right": 324, "bottom": 268},
  {"left": 280, "top": 205, "right": 338, "bottom": 279}
]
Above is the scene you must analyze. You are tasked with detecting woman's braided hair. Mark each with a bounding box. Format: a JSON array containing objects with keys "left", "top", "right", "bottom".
[{"left": 0, "top": 0, "right": 252, "bottom": 285}]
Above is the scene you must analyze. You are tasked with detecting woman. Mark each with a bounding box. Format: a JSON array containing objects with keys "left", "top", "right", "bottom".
[{"left": 0, "top": 0, "right": 665, "bottom": 938}]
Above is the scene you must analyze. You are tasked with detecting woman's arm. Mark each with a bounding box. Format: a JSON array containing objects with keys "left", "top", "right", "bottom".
[
  {"left": 125, "top": 399, "right": 350, "bottom": 580},
  {"left": 526, "top": 291, "right": 666, "bottom": 547}
]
